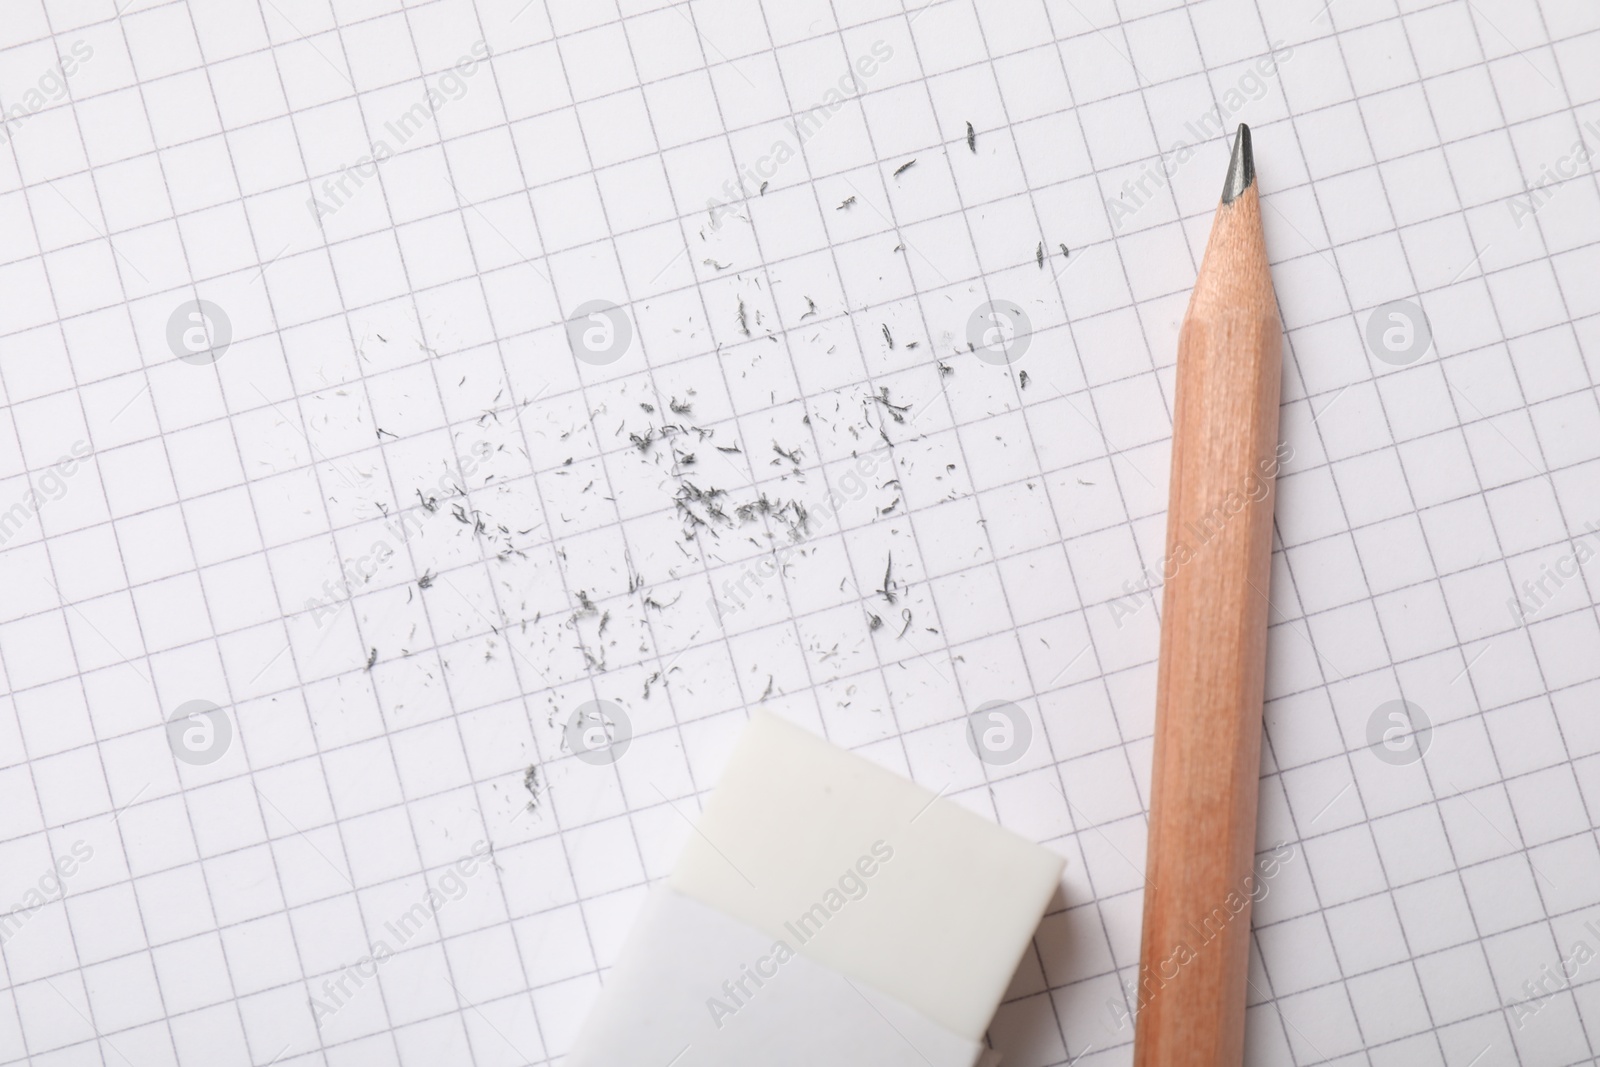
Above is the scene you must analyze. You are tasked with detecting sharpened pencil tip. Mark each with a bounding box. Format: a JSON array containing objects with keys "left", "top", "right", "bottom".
[{"left": 1221, "top": 124, "right": 1254, "bottom": 204}]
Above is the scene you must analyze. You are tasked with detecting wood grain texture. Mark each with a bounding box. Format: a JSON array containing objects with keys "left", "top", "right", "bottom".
[{"left": 1133, "top": 183, "right": 1282, "bottom": 1067}]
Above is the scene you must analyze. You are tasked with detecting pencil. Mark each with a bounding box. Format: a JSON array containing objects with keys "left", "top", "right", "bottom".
[{"left": 1133, "top": 124, "right": 1283, "bottom": 1067}]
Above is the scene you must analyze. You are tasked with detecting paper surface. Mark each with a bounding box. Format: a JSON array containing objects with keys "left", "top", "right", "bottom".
[{"left": 1, "top": 1, "right": 1598, "bottom": 1065}]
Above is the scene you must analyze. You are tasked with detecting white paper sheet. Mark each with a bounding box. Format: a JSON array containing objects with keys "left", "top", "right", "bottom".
[{"left": 1, "top": 1, "right": 1597, "bottom": 1065}]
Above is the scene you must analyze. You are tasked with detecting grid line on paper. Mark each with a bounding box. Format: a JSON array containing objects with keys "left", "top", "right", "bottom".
[
  {"left": 1241, "top": 2, "right": 1598, "bottom": 1061},
  {"left": 6, "top": 9, "right": 1597, "bottom": 350},
  {"left": 264, "top": 0, "right": 486, "bottom": 1057},
  {"left": 0, "top": 0, "right": 1474, "bottom": 170},
  {"left": 1335, "top": 4, "right": 1542, "bottom": 1061},
  {"left": 1388, "top": 5, "right": 1587, "bottom": 1059},
  {"left": 1, "top": 0, "right": 1599, "bottom": 1065},
  {"left": 1255, "top": 0, "right": 1485, "bottom": 1059},
  {"left": 1, "top": 497, "right": 1597, "bottom": 800},
  {"left": 137, "top": 0, "right": 381, "bottom": 1056},
  {"left": 6, "top": 223, "right": 1599, "bottom": 462},
  {"left": 1368, "top": 0, "right": 1599, "bottom": 1058},
  {"left": 12, "top": 115, "right": 1600, "bottom": 355},
  {"left": 2, "top": 751, "right": 1599, "bottom": 988},
  {"left": 916, "top": 0, "right": 1170, "bottom": 1052},
  {"left": 1304, "top": 40, "right": 1493, "bottom": 1067},
  {"left": 6, "top": 140, "right": 1598, "bottom": 350},
  {"left": 6, "top": 3, "right": 251, "bottom": 1063},
  {"left": 12, "top": 7, "right": 1600, "bottom": 352},
  {"left": 7, "top": 358, "right": 1600, "bottom": 638},
  {"left": 679, "top": 0, "right": 910, "bottom": 759},
  {"left": 4, "top": 528, "right": 1597, "bottom": 835}
]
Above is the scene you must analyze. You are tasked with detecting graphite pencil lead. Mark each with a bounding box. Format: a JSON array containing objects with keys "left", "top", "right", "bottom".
[{"left": 1221, "top": 123, "right": 1254, "bottom": 205}]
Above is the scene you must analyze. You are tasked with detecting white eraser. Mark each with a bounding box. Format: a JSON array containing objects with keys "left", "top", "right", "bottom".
[{"left": 567, "top": 711, "right": 1064, "bottom": 1066}]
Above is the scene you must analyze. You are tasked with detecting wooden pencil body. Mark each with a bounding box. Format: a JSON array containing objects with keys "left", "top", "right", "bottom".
[{"left": 1134, "top": 186, "right": 1281, "bottom": 1067}]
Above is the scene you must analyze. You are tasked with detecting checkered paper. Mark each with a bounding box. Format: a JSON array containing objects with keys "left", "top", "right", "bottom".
[{"left": 0, "top": 0, "right": 1598, "bottom": 1064}]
